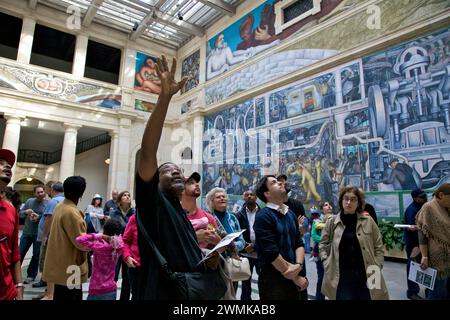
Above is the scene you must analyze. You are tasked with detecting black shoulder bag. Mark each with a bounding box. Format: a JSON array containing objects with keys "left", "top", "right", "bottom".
[{"left": 136, "top": 214, "right": 227, "bottom": 300}]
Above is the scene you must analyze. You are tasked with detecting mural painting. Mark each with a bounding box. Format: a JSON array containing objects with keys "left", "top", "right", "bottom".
[
  {"left": 364, "top": 27, "right": 450, "bottom": 193},
  {"left": 268, "top": 72, "right": 335, "bottom": 123},
  {"left": 0, "top": 62, "right": 121, "bottom": 109},
  {"left": 134, "top": 52, "right": 160, "bottom": 94},
  {"left": 205, "top": 0, "right": 448, "bottom": 106},
  {"left": 181, "top": 100, "right": 192, "bottom": 114},
  {"left": 201, "top": 27, "right": 450, "bottom": 218},
  {"left": 135, "top": 99, "right": 156, "bottom": 113},
  {"left": 206, "top": 0, "right": 345, "bottom": 81},
  {"left": 181, "top": 50, "right": 200, "bottom": 94}
]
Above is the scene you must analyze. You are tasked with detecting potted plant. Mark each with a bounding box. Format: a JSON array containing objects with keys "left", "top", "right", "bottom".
[{"left": 378, "top": 219, "right": 406, "bottom": 259}]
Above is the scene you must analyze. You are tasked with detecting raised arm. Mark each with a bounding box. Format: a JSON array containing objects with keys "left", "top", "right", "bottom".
[{"left": 138, "top": 56, "right": 187, "bottom": 182}]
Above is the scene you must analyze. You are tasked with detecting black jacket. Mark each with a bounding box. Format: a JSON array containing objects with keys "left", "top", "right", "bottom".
[{"left": 236, "top": 203, "right": 260, "bottom": 248}]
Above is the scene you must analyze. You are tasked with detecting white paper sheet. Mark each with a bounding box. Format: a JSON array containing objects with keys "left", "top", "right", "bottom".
[
  {"left": 408, "top": 261, "right": 437, "bottom": 290},
  {"left": 197, "top": 229, "right": 245, "bottom": 265},
  {"left": 394, "top": 224, "right": 414, "bottom": 229}
]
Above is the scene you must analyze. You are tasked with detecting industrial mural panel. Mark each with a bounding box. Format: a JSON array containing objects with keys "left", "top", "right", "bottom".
[
  {"left": 268, "top": 72, "right": 335, "bottom": 123},
  {"left": 205, "top": 0, "right": 344, "bottom": 81},
  {"left": 135, "top": 99, "right": 155, "bottom": 113},
  {"left": 202, "top": 63, "right": 366, "bottom": 210},
  {"left": 134, "top": 52, "right": 160, "bottom": 95},
  {"left": 204, "top": 0, "right": 448, "bottom": 106},
  {"left": 363, "top": 27, "right": 450, "bottom": 192},
  {"left": 341, "top": 63, "right": 361, "bottom": 103},
  {"left": 201, "top": 27, "right": 450, "bottom": 218},
  {"left": 181, "top": 50, "right": 200, "bottom": 94},
  {"left": 279, "top": 119, "right": 337, "bottom": 206},
  {"left": 0, "top": 62, "right": 121, "bottom": 108}
]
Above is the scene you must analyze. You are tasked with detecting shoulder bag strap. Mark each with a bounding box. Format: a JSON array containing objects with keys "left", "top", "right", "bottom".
[{"left": 136, "top": 213, "right": 174, "bottom": 277}]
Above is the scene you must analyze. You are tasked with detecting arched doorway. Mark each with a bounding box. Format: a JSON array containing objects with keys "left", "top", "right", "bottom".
[{"left": 14, "top": 178, "right": 45, "bottom": 204}]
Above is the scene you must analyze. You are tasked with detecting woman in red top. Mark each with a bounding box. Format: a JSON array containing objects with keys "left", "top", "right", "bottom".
[{"left": 122, "top": 214, "right": 140, "bottom": 300}]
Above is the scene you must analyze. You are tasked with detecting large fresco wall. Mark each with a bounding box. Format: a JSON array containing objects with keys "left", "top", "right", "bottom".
[
  {"left": 206, "top": 0, "right": 347, "bottom": 81},
  {"left": 205, "top": 0, "right": 449, "bottom": 106},
  {"left": 202, "top": 27, "right": 450, "bottom": 219}
]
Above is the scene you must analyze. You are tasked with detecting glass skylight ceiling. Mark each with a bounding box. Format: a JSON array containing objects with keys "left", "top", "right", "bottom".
[{"left": 37, "top": 0, "right": 242, "bottom": 49}]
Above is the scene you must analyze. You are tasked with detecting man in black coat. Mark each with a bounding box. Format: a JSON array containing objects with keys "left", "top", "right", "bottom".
[{"left": 236, "top": 189, "right": 260, "bottom": 300}]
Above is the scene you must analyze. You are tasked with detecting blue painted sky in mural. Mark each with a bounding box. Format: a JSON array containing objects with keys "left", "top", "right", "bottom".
[{"left": 207, "top": 0, "right": 275, "bottom": 54}]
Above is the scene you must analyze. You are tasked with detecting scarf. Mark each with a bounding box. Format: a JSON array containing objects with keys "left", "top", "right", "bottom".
[{"left": 416, "top": 198, "right": 450, "bottom": 278}]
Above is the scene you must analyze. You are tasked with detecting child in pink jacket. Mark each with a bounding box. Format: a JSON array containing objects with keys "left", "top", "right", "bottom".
[{"left": 76, "top": 219, "right": 124, "bottom": 300}]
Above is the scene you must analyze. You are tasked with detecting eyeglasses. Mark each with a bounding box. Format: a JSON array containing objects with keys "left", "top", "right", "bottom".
[{"left": 343, "top": 196, "right": 358, "bottom": 203}]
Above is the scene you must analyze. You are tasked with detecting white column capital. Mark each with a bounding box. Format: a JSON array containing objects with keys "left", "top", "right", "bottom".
[
  {"left": 3, "top": 113, "right": 26, "bottom": 122},
  {"left": 109, "top": 130, "right": 119, "bottom": 139},
  {"left": 63, "top": 123, "right": 82, "bottom": 132}
]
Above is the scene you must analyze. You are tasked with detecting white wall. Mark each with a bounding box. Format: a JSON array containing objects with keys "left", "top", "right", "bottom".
[{"left": 74, "top": 143, "right": 110, "bottom": 211}]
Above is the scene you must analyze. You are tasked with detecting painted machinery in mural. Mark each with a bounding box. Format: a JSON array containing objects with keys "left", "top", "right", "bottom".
[{"left": 368, "top": 44, "right": 450, "bottom": 191}]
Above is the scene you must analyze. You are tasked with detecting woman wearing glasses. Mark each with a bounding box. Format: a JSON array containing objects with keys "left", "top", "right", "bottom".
[{"left": 319, "top": 186, "right": 389, "bottom": 300}]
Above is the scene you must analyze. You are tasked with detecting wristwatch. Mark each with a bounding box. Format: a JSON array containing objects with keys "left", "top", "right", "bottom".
[
  {"left": 15, "top": 282, "right": 24, "bottom": 288},
  {"left": 295, "top": 262, "right": 304, "bottom": 268}
]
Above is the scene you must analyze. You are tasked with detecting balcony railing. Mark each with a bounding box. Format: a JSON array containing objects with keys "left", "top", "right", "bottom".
[{"left": 18, "top": 133, "right": 111, "bottom": 165}]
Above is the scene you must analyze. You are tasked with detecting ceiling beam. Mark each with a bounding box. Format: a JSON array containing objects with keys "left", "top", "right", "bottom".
[
  {"left": 29, "top": 0, "right": 38, "bottom": 9},
  {"left": 130, "top": 10, "right": 155, "bottom": 41},
  {"left": 82, "top": 0, "right": 104, "bottom": 27},
  {"left": 130, "top": 11, "right": 204, "bottom": 41},
  {"left": 196, "top": 0, "right": 235, "bottom": 16}
]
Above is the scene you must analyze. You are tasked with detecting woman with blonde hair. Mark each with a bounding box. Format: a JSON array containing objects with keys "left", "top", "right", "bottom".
[
  {"left": 319, "top": 186, "right": 389, "bottom": 300},
  {"left": 205, "top": 187, "right": 245, "bottom": 299}
]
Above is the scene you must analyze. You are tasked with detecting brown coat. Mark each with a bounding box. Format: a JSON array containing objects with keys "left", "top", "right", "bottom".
[
  {"left": 42, "top": 199, "right": 88, "bottom": 286},
  {"left": 318, "top": 213, "right": 389, "bottom": 300}
]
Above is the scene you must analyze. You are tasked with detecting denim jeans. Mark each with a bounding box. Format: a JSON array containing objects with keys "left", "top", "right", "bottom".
[
  {"left": 429, "top": 276, "right": 449, "bottom": 300},
  {"left": 315, "top": 259, "right": 325, "bottom": 300},
  {"left": 406, "top": 257, "right": 420, "bottom": 296},
  {"left": 87, "top": 291, "right": 117, "bottom": 300},
  {"left": 19, "top": 234, "right": 41, "bottom": 279},
  {"left": 405, "top": 246, "right": 420, "bottom": 297},
  {"left": 304, "top": 232, "right": 311, "bottom": 253}
]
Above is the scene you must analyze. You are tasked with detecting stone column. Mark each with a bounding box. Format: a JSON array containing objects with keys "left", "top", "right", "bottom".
[
  {"left": 106, "top": 130, "right": 119, "bottom": 198},
  {"left": 192, "top": 115, "right": 204, "bottom": 173},
  {"left": 2, "top": 114, "right": 24, "bottom": 182},
  {"left": 114, "top": 118, "right": 131, "bottom": 192},
  {"left": 59, "top": 124, "right": 81, "bottom": 181},
  {"left": 120, "top": 47, "right": 136, "bottom": 88},
  {"left": 72, "top": 33, "right": 88, "bottom": 79},
  {"left": 17, "top": 17, "right": 36, "bottom": 64}
]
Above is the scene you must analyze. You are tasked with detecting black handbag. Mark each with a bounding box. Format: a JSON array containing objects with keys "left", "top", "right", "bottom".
[{"left": 136, "top": 214, "right": 226, "bottom": 300}]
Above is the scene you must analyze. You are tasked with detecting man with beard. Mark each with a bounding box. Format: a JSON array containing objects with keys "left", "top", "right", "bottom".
[
  {"left": 254, "top": 175, "right": 308, "bottom": 299},
  {"left": 181, "top": 172, "right": 221, "bottom": 249},
  {"left": 0, "top": 149, "right": 23, "bottom": 300},
  {"left": 19, "top": 184, "right": 48, "bottom": 284},
  {"left": 135, "top": 56, "right": 221, "bottom": 299}
]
